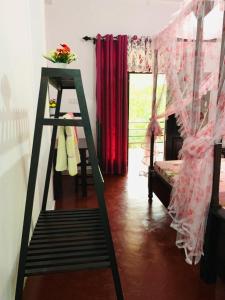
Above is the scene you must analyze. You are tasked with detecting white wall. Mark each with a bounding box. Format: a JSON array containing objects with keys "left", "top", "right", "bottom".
[
  {"left": 0, "top": 1, "right": 54, "bottom": 299},
  {"left": 45, "top": 0, "right": 182, "bottom": 140}
]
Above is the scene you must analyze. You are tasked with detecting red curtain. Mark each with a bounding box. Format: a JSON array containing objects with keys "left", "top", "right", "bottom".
[{"left": 96, "top": 34, "right": 128, "bottom": 175}]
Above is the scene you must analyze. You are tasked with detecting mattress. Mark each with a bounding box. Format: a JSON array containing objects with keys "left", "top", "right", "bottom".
[{"left": 154, "top": 159, "right": 225, "bottom": 207}]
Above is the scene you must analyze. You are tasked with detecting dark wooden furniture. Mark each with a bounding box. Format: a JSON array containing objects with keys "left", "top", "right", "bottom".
[
  {"left": 77, "top": 138, "right": 88, "bottom": 196},
  {"left": 222, "top": 146, "right": 225, "bottom": 157},
  {"left": 53, "top": 138, "right": 90, "bottom": 198},
  {"left": 15, "top": 68, "right": 124, "bottom": 300},
  {"left": 150, "top": 169, "right": 172, "bottom": 208},
  {"left": 164, "top": 114, "right": 183, "bottom": 160},
  {"left": 200, "top": 143, "right": 225, "bottom": 282},
  {"left": 149, "top": 114, "right": 182, "bottom": 206},
  {"left": 75, "top": 138, "right": 92, "bottom": 197}
]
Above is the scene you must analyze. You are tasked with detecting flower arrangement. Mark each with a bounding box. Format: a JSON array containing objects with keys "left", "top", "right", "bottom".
[{"left": 43, "top": 43, "right": 77, "bottom": 64}]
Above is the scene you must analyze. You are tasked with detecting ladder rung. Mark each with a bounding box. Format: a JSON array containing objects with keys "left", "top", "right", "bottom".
[
  {"left": 26, "top": 249, "right": 108, "bottom": 262},
  {"left": 25, "top": 261, "right": 111, "bottom": 276},
  {"left": 41, "top": 118, "right": 83, "bottom": 127},
  {"left": 40, "top": 208, "right": 100, "bottom": 215}
]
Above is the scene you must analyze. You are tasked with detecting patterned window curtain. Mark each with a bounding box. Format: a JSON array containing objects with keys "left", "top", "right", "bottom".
[{"left": 127, "top": 36, "right": 153, "bottom": 73}]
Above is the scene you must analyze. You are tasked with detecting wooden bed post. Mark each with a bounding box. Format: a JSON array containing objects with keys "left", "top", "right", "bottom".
[
  {"left": 148, "top": 49, "right": 158, "bottom": 202},
  {"left": 191, "top": 10, "right": 204, "bottom": 134},
  {"left": 200, "top": 7, "right": 225, "bottom": 284},
  {"left": 210, "top": 4, "right": 225, "bottom": 209},
  {"left": 201, "top": 143, "right": 222, "bottom": 283}
]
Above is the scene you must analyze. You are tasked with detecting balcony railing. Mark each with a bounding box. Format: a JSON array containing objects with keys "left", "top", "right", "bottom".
[
  {"left": 128, "top": 121, "right": 165, "bottom": 148},
  {"left": 128, "top": 121, "right": 148, "bottom": 147}
]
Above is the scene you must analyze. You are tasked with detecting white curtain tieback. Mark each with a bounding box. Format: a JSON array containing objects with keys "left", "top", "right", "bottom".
[{"left": 147, "top": 115, "right": 162, "bottom": 137}]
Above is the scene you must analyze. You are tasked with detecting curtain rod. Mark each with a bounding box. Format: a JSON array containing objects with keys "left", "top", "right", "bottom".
[
  {"left": 82, "top": 35, "right": 121, "bottom": 44},
  {"left": 83, "top": 35, "right": 216, "bottom": 44},
  {"left": 176, "top": 37, "right": 217, "bottom": 42},
  {"left": 82, "top": 36, "right": 96, "bottom": 44}
]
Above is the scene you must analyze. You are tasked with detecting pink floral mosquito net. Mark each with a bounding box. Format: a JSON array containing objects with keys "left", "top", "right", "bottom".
[{"left": 146, "top": 0, "right": 225, "bottom": 264}]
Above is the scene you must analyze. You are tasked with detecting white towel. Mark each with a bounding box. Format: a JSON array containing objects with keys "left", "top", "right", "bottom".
[{"left": 56, "top": 114, "right": 81, "bottom": 176}]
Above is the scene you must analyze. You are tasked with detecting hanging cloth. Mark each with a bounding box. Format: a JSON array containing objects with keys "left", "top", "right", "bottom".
[{"left": 56, "top": 113, "right": 81, "bottom": 176}]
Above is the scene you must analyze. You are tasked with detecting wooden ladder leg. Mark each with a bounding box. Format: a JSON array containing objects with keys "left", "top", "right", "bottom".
[
  {"left": 200, "top": 211, "right": 218, "bottom": 283},
  {"left": 148, "top": 133, "right": 155, "bottom": 203},
  {"left": 109, "top": 246, "right": 124, "bottom": 299},
  {"left": 15, "top": 74, "right": 48, "bottom": 299},
  {"left": 148, "top": 167, "right": 154, "bottom": 204}
]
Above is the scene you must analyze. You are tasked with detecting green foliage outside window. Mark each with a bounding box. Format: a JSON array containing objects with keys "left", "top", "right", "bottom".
[{"left": 128, "top": 73, "right": 166, "bottom": 148}]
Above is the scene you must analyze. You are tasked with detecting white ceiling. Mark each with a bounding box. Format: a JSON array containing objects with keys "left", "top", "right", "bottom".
[{"left": 45, "top": 0, "right": 184, "bottom": 36}]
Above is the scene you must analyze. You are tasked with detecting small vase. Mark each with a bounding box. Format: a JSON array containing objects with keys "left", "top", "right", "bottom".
[
  {"left": 52, "top": 62, "right": 69, "bottom": 69},
  {"left": 49, "top": 107, "right": 56, "bottom": 116}
]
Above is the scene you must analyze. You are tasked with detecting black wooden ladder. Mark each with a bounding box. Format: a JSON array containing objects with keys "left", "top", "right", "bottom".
[{"left": 15, "top": 68, "right": 124, "bottom": 300}]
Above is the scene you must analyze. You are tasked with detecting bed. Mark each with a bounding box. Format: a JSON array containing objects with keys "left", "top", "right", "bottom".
[
  {"left": 153, "top": 159, "right": 225, "bottom": 208},
  {"left": 148, "top": 143, "right": 225, "bottom": 282}
]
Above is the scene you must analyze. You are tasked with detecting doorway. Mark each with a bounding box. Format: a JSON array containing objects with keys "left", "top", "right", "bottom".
[{"left": 128, "top": 73, "right": 166, "bottom": 174}]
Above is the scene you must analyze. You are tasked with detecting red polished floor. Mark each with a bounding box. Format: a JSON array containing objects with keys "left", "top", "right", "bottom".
[{"left": 23, "top": 163, "right": 225, "bottom": 299}]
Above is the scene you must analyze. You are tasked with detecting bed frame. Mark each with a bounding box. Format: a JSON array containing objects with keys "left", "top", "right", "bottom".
[
  {"left": 148, "top": 114, "right": 180, "bottom": 207},
  {"left": 148, "top": 116, "right": 225, "bottom": 282}
]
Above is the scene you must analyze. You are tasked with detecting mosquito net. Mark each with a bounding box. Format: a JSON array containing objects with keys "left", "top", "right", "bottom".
[{"left": 147, "top": 0, "right": 225, "bottom": 264}]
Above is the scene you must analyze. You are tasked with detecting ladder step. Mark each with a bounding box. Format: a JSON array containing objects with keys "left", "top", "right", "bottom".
[
  {"left": 31, "top": 230, "right": 105, "bottom": 240},
  {"left": 41, "top": 208, "right": 99, "bottom": 214},
  {"left": 29, "top": 239, "right": 107, "bottom": 250},
  {"left": 32, "top": 229, "right": 105, "bottom": 239},
  {"left": 24, "top": 209, "right": 111, "bottom": 277},
  {"left": 38, "top": 209, "right": 101, "bottom": 223},
  {"left": 30, "top": 234, "right": 105, "bottom": 244},
  {"left": 27, "top": 244, "right": 108, "bottom": 256},
  {"left": 41, "top": 118, "right": 83, "bottom": 127},
  {"left": 38, "top": 215, "right": 101, "bottom": 222},
  {"left": 48, "top": 75, "right": 75, "bottom": 90},
  {"left": 26, "top": 249, "right": 108, "bottom": 262},
  {"left": 40, "top": 210, "right": 100, "bottom": 217},
  {"left": 26, "top": 255, "right": 110, "bottom": 269},
  {"left": 25, "top": 261, "right": 111, "bottom": 276},
  {"left": 36, "top": 219, "right": 102, "bottom": 228},
  {"left": 34, "top": 223, "right": 103, "bottom": 233}
]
